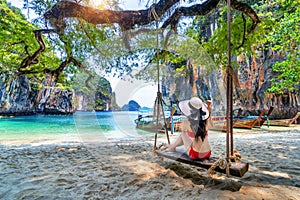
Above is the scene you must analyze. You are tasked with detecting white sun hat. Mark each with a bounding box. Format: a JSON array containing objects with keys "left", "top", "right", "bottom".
[{"left": 178, "top": 97, "right": 210, "bottom": 120}]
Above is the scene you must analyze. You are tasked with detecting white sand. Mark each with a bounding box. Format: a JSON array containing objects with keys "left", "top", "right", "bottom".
[{"left": 0, "top": 125, "right": 299, "bottom": 199}]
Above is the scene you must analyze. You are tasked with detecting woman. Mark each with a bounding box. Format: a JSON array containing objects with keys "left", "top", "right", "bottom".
[{"left": 163, "top": 97, "right": 211, "bottom": 160}]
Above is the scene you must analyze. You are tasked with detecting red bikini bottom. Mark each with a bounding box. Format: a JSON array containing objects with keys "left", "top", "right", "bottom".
[{"left": 188, "top": 146, "right": 211, "bottom": 160}]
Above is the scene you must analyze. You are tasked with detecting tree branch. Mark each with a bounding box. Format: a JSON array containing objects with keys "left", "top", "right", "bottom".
[
  {"left": 236, "top": 13, "right": 246, "bottom": 50},
  {"left": 44, "top": 0, "right": 259, "bottom": 33},
  {"left": 230, "top": 0, "right": 260, "bottom": 33},
  {"left": 18, "top": 29, "right": 56, "bottom": 72},
  {"left": 44, "top": 0, "right": 181, "bottom": 30},
  {"left": 161, "top": 0, "right": 221, "bottom": 30}
]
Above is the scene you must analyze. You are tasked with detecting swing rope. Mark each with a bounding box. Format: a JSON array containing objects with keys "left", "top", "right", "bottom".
[
  {"left": 151, "top": 5, "right": 160, "bottom": 92},
  {"left": 151, "top": 5, "right": 170, "bottom": 150},
  {"left": 208, "top": 0, "right": 238, "bottom": 177}
]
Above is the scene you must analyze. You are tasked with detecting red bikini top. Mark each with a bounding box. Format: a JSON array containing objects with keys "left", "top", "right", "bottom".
[{"left": 187, "top": 130, "right": 208, "bottom": 138}]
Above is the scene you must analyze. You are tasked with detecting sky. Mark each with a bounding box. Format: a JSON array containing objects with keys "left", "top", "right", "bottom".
[
  {"left": 100, "top": 0, "right": 157, "bottom": 108},
  {"left": 8, "top": 0, "right": 158, "bottom": 108}
]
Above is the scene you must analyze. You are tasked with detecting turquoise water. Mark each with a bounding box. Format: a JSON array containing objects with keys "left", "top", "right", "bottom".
[{"left": 0, "top": 111, "right": 151, "bottom": 146}]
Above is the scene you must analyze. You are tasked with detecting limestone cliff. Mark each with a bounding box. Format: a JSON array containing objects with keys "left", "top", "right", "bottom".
[
  {"left": 0, "top": 74, "right": 75, "bottom": 116},
  {"left": 234, "top": 48, "right": 299, "bottom": 118},
  {"left": 162, "top": 50, "right": 300, "bottom": 119},
  {"left": 37, "top": 87, "right": 74, "bottom": 114},
  {"left": 0, "top": 72, "right": 119, "bottom": 115},
  {"left": 0, "top": 75, "right": 36, "bottom": 115}
]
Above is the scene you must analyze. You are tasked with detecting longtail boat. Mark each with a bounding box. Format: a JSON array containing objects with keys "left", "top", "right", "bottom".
[
  {"left": 209, "top": 108, "right": 242, "bottom": 131},
  {"left": 135, "top": 114, "right": 169, "bottom": 132},
  {"left": 233, "top": 109, "right": 266, "bottom": 129},
  {"left": 135, "top": 114, "right": 186, "bottom": 132},
  {"left": 135, "top": 116, "right": 186, "bottom": 132},
  {"left": 266, "top": 112, "right": 300, "bottom": 127},
  {"left": 210, "top": 109, "right": 267, "bottom": 131},
  {"left": 210, "top": 116, "right": 227, "bottom": 132}
]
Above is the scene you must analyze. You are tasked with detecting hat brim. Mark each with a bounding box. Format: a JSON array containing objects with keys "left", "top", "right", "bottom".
[{"left": 179, "top": 99, "right": 210, "bottom": 120}]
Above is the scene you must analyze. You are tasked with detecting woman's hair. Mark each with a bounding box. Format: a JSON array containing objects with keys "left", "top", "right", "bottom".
[{"left": 188, "top": 108, "right": 209, "bottom": 142}]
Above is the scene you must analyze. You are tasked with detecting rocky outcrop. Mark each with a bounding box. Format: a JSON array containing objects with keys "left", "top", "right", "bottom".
[
  {"left": 0, "top": 75, "right": 37, "bottom": 116},
  {"left": 233, "top": 48, "right": 300, "bottom": 118},
  {"left": 72, "top": 75, "right": 117, "bottom": 111},
  {"left": 0, "top": 74, "right": 75, "bottom": 116},
  {"left": 111, "top": 92, "right": 121, "bottom": 111},
  {"left": 160, "top": 10, "right": 299, "bottom": 119},
  {"left": 37, "top": 87, "right": 74, "bottom": 114}
]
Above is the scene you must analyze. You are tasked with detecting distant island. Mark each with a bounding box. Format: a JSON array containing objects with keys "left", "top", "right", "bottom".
[{"left": 121, "top": 100, "right": 141, "bottom": 111}]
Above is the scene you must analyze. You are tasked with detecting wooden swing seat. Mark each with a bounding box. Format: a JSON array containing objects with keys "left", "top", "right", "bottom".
[{"left": 156, "top": 150, "right": 249, "bottom": 177}]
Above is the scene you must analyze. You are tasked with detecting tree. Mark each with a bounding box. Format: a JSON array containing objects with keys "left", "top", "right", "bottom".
[
  {"left": 13, "top": 0, "right": 259, "bottom": 82},
  {"left": 94, "top": 77, "right": 112, "bottom": 111},
  {"left": 0, "top": 0, "right": 60, "bottom": 81},
  {"left": 187, "top": 0, "right": 299, "bottom": 93},
  {"left": 263, "top": 2, "right": 300, "bottom": 93},
  {"left": 4, "top": 0, "right": 298, "bottom": 93}
]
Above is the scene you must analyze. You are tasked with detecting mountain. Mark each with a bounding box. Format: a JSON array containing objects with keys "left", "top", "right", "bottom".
[{"left": 121, "top": 100, "right": 141, "bottom": 111}]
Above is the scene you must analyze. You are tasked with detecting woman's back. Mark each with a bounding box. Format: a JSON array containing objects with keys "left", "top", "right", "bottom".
[{"left": 182, "top": 119, "right": 211, "bottom": 153}]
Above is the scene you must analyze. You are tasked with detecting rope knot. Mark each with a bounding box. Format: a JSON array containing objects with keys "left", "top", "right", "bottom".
[
  {"left": 230, "top": 149, "right": 242, "bottom": 162},
  {"left": 208, "top": 158, "right": 230, "bottom": 176},
  {"left": 208, "top": 150, "right": 242, "bottom": 177}
]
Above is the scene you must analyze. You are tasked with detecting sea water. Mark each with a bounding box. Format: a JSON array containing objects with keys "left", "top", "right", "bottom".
[{"left": 0, "top": 111, "right": 152, "bottom": 146}]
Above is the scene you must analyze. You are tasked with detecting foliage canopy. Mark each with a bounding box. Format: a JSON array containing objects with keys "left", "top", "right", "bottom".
[{"left": 1, "top": 0, "right": 299, "bottom": 94}]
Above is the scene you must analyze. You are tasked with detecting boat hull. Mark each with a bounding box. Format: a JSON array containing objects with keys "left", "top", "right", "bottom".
[
  {"left": 265, "top": 112, "right": 300, "bottom": 127},
  {"left": 210, "top": 109, "right": 267, "bottom": 131}
]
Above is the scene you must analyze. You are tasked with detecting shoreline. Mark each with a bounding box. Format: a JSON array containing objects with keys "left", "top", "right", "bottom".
[
  {"left": 1, "top": 124, "right": 298, "bottom": 147},
  {"left": 0, "top": 110, "right": 132, "bottom": 118}
]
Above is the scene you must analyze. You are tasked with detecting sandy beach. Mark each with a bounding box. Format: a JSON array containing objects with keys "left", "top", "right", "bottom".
[{"left": 0, "top": 125, "right": 299, "bottom": 200}]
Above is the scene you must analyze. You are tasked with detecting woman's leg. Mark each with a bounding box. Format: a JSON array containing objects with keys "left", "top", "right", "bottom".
[
  {"left": 164, "top": 134, "right": 184, "bottom": 152},
  {"left": 165, "top": 131, "right": 192, "bottom": 152}
]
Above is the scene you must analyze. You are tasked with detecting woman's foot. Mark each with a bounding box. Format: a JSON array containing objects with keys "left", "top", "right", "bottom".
[
  {"left": 159, "top": 143, "right": 176, "bottom": 152},
  {"left": 163, "top": 143, "right": 176, "bottom": 152},
  {"left": 159, "top": 143, "right": 169, "bottom": 150},
  {"left": 165, "top": 147, "right": 176, "bottom": 152}
]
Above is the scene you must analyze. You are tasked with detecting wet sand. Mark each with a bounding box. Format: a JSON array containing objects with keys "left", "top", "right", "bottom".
[{"left": 0, "top": 125, "right": 299, "bottom": 199}]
